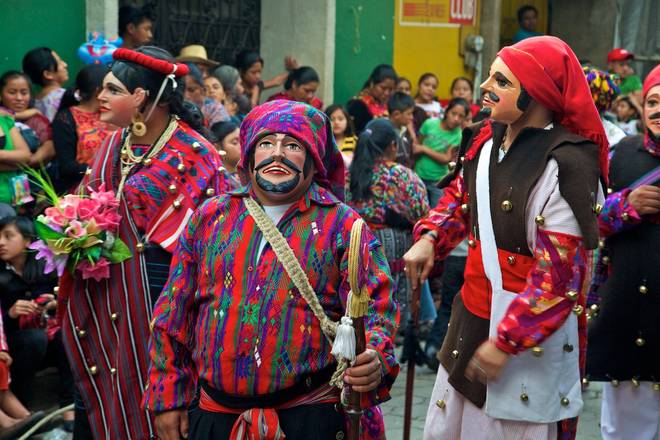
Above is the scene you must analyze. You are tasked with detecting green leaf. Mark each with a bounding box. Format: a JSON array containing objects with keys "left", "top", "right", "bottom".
[
  {"left": 86, "top": 246, "right": 102, "bottom": 261},
  {"left": 34, "top": 220, "right": 66, "bottom": 241},
  {"left": 106, "top": 238, "right": 132, "bottom": 263}
]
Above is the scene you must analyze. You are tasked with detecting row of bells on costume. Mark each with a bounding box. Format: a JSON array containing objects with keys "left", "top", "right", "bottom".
[{"left": 74, "top": 308, "right": 120, "bottom": 377}]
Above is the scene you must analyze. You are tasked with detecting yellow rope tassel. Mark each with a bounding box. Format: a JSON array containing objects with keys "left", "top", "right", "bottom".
[{"left": 348, "top": 219, "right": 370, "bottom": 318}]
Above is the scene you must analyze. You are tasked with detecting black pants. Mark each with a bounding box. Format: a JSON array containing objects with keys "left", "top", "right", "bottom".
[
  {"left": 426, "top": 256, "right": 467, "bottom": 350},
  {"left": 189, "top": 403, "right": 346, "bottom": 440},
  {"left": 7, "top": 328, "right": 74, "bottom": 407}
]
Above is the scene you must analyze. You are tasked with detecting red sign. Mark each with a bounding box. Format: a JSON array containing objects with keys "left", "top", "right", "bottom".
[{"left": 449, "top": 0, "right": 476, "bottom": 25}]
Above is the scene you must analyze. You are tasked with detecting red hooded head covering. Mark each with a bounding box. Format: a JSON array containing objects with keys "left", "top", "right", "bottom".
[
  {"left": 498, "top": 36, "right": 609, "bottom": 183},
  {"left": 643, "top": 64, "right": 660, "bottom": 100}
]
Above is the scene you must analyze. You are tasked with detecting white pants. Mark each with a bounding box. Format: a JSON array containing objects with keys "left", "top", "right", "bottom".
[
  {"left": 601, "top": 382, "right": 660, "bottom": 440},
  {"left": 423, "top": 365, "right": 556, "bottom": 440}
]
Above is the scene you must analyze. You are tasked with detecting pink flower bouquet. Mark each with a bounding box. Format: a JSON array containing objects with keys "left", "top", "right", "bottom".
[{"left": 26, "top": 169, "right": 131, "bottom": 281}]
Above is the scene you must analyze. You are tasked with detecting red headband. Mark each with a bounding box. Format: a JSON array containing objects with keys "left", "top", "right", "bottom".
[{"left": 112, "top": 48, "right": 189, "bottom": 77}]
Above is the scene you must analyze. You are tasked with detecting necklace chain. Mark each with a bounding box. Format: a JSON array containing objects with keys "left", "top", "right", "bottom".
[{"left": 116, "top": 118, "right": 178, "bottom": 201}]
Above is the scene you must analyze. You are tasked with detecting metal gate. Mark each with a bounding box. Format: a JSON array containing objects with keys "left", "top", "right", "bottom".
[{"left": 120, "top": 0, "right": 261, "bottom": 65}]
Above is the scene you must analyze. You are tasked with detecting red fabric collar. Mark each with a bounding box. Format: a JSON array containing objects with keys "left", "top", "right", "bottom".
[{"left": 498, "top": 36, "right": 609, "bottom": 184}]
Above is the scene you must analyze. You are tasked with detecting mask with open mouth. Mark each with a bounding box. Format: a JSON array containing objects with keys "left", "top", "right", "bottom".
[{"left": 254, "top": 156, "right": 303, "bottom": 194}]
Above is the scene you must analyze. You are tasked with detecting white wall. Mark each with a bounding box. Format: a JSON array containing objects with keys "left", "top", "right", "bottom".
[
  {"left": 260, "top": 0, "right": 336, "bottom": 105},
  {"left": 86, "top": 0, "right": 118, "bottom": 37}
]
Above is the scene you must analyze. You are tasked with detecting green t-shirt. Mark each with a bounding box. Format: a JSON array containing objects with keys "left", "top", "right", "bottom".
[
  {"left": 619, "top": 75, "right": 642, "bottom": 95},
  {"left": 415, "top": 118, "right": 462, "bottom": 181},
  {"left": 0, "top": 116, "right": 17, "bottom": 204}
]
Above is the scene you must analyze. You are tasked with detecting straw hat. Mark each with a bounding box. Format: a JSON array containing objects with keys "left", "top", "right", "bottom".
[{"left": 175, "top": 44, "right": 219, "bottom": 68}]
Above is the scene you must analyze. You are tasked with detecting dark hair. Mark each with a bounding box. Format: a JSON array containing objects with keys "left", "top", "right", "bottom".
[
  {"left": 235, "top": 50, "right": 264, "bottom": 73},
  {"left": 118, "top": 4, "right": 156, "bottom": 37},
  {"left": 362, "top": 64, "right": 398, "bottom": 90},
  {"left": 444, "top": 97, "right": 471, "bottom": 120},
  {"left": 450, "top": 76, "right": 473, "bottom": 94},
  {"left": 517, "top": 4, "right": 538, "bottom": 23},
  {"left": 212, "top": 65, "right": 240, "bottom": 92},
  {"left": 284, "top": 66, "right": 319, "bottom": 90},
  {"left": 59, "top": 64, "right": 108, "bottom": 111},
  {"left": 184, "top": 62, "right": 204, "bottom": 88},
  {"left": 110, "top": 46, "right": 204, "bottom": 132},
  {"left": 417, "top": 72, "right": 438, "bottom": 87},
  {"left": 349, "top": 119, "right": 398, "bottom": 201},
  {"left": 210, "top": 121, "right": 239, "bottom": 144},
  {"left": 324, "top": 104, "right": 355, "bottom": 138},
  {"left": 0, "top": 71, "right": 31, "bottom": 102},
  {"left": 387, "top": 92, "right": 415, "bottom": 114},
  {"left": 22, "top": 47, "right": 57, "bottom": 86},
  {"left": 397, "top": 77, "right": 411, "bottom": 86},
  {"left": 0, "top": 216, "right": 46, "bottom": 284}
]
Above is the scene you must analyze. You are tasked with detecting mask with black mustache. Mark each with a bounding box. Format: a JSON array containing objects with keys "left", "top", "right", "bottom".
[
  {"left": 254, "top": 156, "right": 303, "bottom": 194},
  {"left": 648, "top": 112, "right": 660, "bottom": 142}
]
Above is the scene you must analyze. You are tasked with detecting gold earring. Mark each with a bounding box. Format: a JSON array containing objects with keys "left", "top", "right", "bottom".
[{"left": 131, "top": 112, "right": 147, "bottom": 137}]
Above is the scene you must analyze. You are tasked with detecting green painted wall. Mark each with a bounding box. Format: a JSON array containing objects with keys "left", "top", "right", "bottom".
[
  {"left": 334, "top": 0, "right": 394, "bottom": 105},
  {"left": 0, "top": 0, "right": 85, "bottom": 87}
]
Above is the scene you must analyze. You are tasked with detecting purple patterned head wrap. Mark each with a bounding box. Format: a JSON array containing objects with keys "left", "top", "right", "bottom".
[{"left": 239, "top": 99, "right": 345, "bottom": 200}]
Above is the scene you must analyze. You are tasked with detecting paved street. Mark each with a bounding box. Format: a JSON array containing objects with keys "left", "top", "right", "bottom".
[{"left": 382, "top": 362, "right": 603, "bottom": 439}]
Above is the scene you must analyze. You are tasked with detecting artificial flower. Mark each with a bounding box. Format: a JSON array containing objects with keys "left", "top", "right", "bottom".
[
  {"left": 29, "top": 240, "right": 68, "bottom": 276},
  {"left": 78, "top": 258, "right": 111, "bottom": 281}
]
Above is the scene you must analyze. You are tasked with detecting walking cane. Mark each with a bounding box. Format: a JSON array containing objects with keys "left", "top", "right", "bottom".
[
  {"left": 346, "top": 315, "right": 366, "bottom": 440},
  {"left": 401, "top": 282, "right": 424, "bottom": 440}
]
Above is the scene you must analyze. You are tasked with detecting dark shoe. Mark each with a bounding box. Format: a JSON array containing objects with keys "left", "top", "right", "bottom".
[
  {"left": 425, "top": 344, "right": 440, "bottom": 371},
  {"left": 0, "top": 411, "right": 46, "bottom": 440}
]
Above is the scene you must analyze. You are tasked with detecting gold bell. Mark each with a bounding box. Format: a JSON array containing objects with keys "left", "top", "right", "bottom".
[
  {"left": 173, "top": 200, "right": 182, "bottom": 209},
  {"left": 582, "top": 377, "right": 590, "bottom": 387},
  {"left": 635, "top": 337, "right": 645, "bottom": 347},
  {"left": 632, "top": 378, "right": 640, "bottom": 387},
  {"left": 77, "top": 328, "right": 87, "bottom": 338},
  {"left": 53, "top": 286, "right": 59, "bottom": 294},
  {"left": 218, "top": 166, "right": 226, "bottom": 173},
  {"left": 563, "top": 344, "right": 574, "bottom": 352},
  {"left": 566, "top": 290, "right": 579, "bottom": 301},
  {"left": 448, "top": 161, "right": 457, "bottom": 172},
  {"left": 143, "top": 158, "right": 153, "bottom": 166},
  {"left": 593, "top": 204, "right": 603, "bottom": 215},
  {"left": 520, "top": 393, "right": 529, "bottom": 402},
  {"left": 206, "top": 188, "right": 215, "bottom": 197},
  {"left": 561, "top": 397, "right": 570, "bottom": 406},
  {"left": 177, "top": 163, "right": 186, "bottom": 173},
  {"left": 607, "top": 187, "right": 613, "bottom": 194},
  {"left": 532, "top": 346, "right": 544, "bottom": 357},
  {"left": 572, "top": 305, "right": 584, "bottom": 316},
  {"left": 653, "top": 383, "right": 660, "bottom": 392},
  {"left": 598, "top": 239, "right": 606, "bottom": 249},
  {"left": 611, "top": 379, "right": 620, "bottom": 387},
  {"left": 590, "top": 304, "right": 600, "bottom": 313},
  {"left": 460, "top": 203, "right": 469, "bottom": 213},
  {"left": 468, "top": 239, "right": 476, "bottom": 248},
  {"left": 460, "top": 156, "right": 465, "bottom": 163},
  {"left": 192, "top": 142, "right": 201, "bottom": 151},
  {"left": 639, "top": 285, "right": 648, "bottom": 295},
  {"left": 622, "top": 212, "right": 630, "bottom": 222},
  {"left": 120, "top": 150, "right": 129, "bottom": 160},
  {"left": 507, "top": 256, "right": 516, "bottom": 265},
  {"left": 136, "top": 242, "right": 145, "bottom": 253},
  {"left": 534, "top": 215, "right": 545, "bottom": 226},
  {"left": 501, "top": 200, "right": 513, "bottom": 212},
  {"left": 451, "top": 350, "right": 459, "bottom": 359},
  {"left": 436, "top": 399, "right": 446, "bottom": 409},
  {"left": 85, "top": 168, "right": 93, "bottom": 175},
  {"left": 168, "top": 184, "right": 177, "bottom": 193},
  {"left": 89, "top": 365, "right": 98, "bottom": 375},
  {"left": 110, "top": 367, "right": 117, "bottom": 375},
  {"left": 110, "top": 312, "right": 118, "bottom": 321},
  {"left": 602, "top": 256, "right": 610, "bottom": 265}
]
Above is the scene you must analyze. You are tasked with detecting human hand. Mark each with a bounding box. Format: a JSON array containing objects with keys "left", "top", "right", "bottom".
[
  {"left": 465, "top": 340, "right": 510, "bottom": 384},
  {"left": 155, "top": 409, "right": 189, "bottom": 440},
  {"left": 627, "top": 185, "right": 660, "bottom": 215},
  {"left": 9, "top": 300, "right": 39, "bottom": 319},
  {"left": 344, "top": 348, "right": 382, "bottom": 393},
  {"left": 412, "top": 143, "right": 426, "bottom": 155},
  {"left": 403, "top": 237, "right": 436, "bottom": 290},
  {"left": 0, "top": 351, "right": 12, "bottom": 366},
  {"left": 36, "top": 294, "right": 57, "bottom": 311},
  {"left": 284, "top": 56, "right": 299, "bottom": 71}
]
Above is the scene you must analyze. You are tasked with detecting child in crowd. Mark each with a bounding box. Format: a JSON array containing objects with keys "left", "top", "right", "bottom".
[
  {"left": 325, "top": 104, "right": 357, "bottom": 167},
  {"left": 614, "top": 94, "right": 642, "bottom": 135},
  {"left": 388, "top": 91, "right": 416, "bottom": 168},
  {"left": 21, "top": 48, "right": 69, "bottom": 122},
  {"left": 183, "top": 63, "right": 230, "bottom": 126},
  {"left": 203, "top": 75, "right": 225, "bottom": 104},
  {"left": 441, "top": 77, "right": 481, "bottom": 117},
  {"left": 0, "top": 216, "right": 74, "bottom": 431},
  {"left": 52, "top": 64, "right": 113, "bottom": 193},
  {"left": 414, "top": 97, "right": 470, "bottom": 206},
  {"left": 210, "top": 121, "right": 242, "bottom": 188},
  {"left": 0, "top": 71, "right": 55, "bottom": 168},
  {"left": 414, "top": 73, "right": 443, "bottom": 119},
  {"left": 0, "top": 114, "right": 31, "bottom": 212},
  {"left": 267, "top": 66, "right": 323, "bottom": 109},
  {"left": 396, "top": 77, "right": 412, "bottom": 95}
]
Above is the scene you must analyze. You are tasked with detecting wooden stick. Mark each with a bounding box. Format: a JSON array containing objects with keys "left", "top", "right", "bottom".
[
  {"left": 403, "top": 284, "right": 421, "bottom": 440},
  {"left": 346, "top": 316, "right": 367, "bottom": 440}
]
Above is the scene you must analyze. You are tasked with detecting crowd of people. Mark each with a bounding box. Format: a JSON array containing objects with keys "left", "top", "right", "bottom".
[{"left": 0, "top": 2, "right": 657, "bottom": 440}]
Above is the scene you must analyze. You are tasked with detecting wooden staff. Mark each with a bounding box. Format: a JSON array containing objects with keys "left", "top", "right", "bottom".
[
  {"left": 403, "top": 283, "right": 422, "bottom": 440},
  {"left": 346, "top": 317, "right": 366, "bottom": 440}
]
